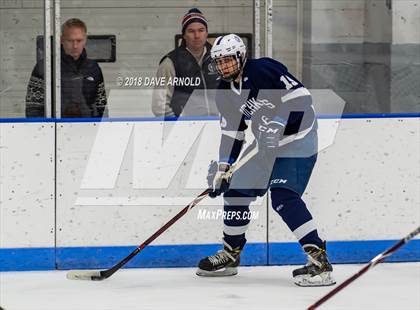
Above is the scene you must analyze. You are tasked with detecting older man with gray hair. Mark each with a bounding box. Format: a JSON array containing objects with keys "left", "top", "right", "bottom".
[{"left": 26, "top": 18, "right": 107, "bottom": 118}]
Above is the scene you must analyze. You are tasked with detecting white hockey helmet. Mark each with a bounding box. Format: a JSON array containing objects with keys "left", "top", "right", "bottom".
[{"left": 210, "top": 34, "right": 247, "bottom": 81}]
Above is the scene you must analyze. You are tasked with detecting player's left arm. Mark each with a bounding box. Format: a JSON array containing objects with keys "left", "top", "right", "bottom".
[
  {"left": 278, "top": 72, "right": 315, "bottom": 141},
  {"left": 256, "top": 69, "right": 315, "bottom": 149}
]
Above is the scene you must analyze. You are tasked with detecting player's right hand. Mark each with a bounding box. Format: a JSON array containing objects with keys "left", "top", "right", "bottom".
[{"left": 207, "top": 161, "right": 232, "bottom": 198}]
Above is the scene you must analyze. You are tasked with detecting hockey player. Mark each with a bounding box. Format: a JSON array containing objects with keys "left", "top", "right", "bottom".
[{"left": 196, "top": 34, "right": 335, "bottom": 287}]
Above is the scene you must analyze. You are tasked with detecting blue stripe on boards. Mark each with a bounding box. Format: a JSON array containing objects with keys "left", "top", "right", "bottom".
[{"left": 1, "top": 240, "right": 418, "bottom": 271}]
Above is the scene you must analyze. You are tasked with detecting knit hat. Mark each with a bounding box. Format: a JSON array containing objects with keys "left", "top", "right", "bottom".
[{"left": 182, "top": 8, "right": 208, "bottom": 34}]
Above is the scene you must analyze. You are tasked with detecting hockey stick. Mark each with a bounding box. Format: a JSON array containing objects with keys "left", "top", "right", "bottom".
[
  {"left": 66, "top": 144, "right": 258, "bottom": 281},
  {"left": 308, "top": 226, "right": 420, "bottom": 310}
]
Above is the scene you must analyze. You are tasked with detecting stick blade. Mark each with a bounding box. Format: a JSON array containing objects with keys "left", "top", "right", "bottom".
[{"left": 66, "top": 270, "right": 103, "bottom": 281}]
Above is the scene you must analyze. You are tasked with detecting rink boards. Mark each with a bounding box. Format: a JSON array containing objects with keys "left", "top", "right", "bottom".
[{"left": 0, "top": 116, "right": 419, "bottom": 271}]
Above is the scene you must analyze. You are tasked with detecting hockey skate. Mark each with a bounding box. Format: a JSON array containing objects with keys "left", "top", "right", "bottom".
[
  {"left": 293, "top": 241, "right": 336, "bottom": 287},
  {"left": 196, "top": 239, "right": 241, "bottom": 277}
]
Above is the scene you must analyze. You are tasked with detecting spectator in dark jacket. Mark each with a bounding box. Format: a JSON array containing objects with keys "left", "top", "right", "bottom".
[
  {"left": 152, "top": 8, "right": 219, "bottom": 117},
  {"left": 25, "top": 18, "right": 107, "bottom": 118}
]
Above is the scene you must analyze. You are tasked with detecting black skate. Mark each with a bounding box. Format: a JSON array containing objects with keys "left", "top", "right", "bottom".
[
  {"left": 293, "top": 241, "right": 336, "bottom": 287},
  {"left": 196, "top": 240, "right": 241, "bottom": 277}
]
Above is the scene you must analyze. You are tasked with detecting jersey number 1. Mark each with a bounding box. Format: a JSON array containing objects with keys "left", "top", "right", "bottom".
[{"left": 280, "top": 75, "right": 298, "bottom": 90}]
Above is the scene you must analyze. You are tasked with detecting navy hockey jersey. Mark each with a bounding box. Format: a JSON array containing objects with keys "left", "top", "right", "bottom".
[{"left": 215, "top": 57, "right": 316, "bottom": 164}]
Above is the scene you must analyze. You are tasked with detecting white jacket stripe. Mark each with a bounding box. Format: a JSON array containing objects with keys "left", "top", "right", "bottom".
[{"left": 281, "top": 87, "right": 311, "bottom": 103}]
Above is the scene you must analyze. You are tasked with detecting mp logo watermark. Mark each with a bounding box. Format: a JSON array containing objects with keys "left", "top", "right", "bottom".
[{"left": 75, "top": 89, "right": 345, "bottom": 207}]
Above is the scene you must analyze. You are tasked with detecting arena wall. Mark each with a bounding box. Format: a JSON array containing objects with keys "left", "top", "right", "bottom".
[{"left": 1, "top": 115, "right": 419, "bottom": 271}]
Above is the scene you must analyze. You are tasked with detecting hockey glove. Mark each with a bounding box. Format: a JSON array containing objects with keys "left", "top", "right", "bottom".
[
  {"left": 207, "top": 160, "right": 232, "bottom": 198},
  {"left": 255, "top": 115, "right": 286, "bottom": 149}
]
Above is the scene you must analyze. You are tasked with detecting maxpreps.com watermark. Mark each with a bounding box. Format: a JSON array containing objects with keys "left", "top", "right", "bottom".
[
  {"left": 197, "top": 209, "right": 260, "bottom": 221},
  {"left": 116, "top": 76, "right": 201, "bottom": 87}
]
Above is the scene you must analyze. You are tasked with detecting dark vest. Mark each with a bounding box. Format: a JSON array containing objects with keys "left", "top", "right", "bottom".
[{"left": 161, "top": 42, "right": 219, "bottom": 116}]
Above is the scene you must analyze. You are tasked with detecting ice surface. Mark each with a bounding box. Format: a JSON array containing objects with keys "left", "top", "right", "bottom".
[{"left": 1, "top": 263, "right": 419, "bottom": 310}]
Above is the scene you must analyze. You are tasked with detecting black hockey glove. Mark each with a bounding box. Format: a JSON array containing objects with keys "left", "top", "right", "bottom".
[
  {"left": 255, "top": 115, "right": 286, "bottom": 149},
  {"left": 207, "top": 160, "right": 232, "bottom": 198}
]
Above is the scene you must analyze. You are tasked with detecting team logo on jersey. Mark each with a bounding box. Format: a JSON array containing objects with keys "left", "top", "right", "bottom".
[
  {"left": 239, "top": 97, "right": 275, "bottom": 118},
  {"left": 257, "top": 115, "right": 285, "bottom": 133}
]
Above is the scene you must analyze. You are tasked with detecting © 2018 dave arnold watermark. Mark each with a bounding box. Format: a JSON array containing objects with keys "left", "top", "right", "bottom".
[{"left": 116, "top": 76, "right": 201, "bottom": 87}]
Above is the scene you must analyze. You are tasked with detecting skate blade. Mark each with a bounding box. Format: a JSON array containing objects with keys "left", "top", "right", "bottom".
[
  {"left": 196, "top": 267, "right": 238, "bottom": 277},
  {"left": 294, "top": 272, "right": 336, "bottom": 287}
]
